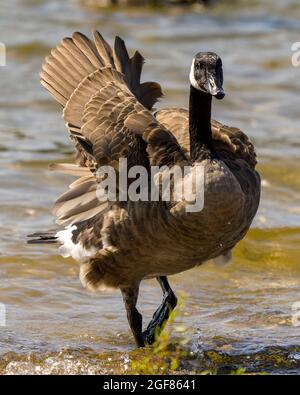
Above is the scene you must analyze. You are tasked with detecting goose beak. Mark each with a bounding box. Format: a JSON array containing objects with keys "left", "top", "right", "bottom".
[
  {"left": 206, "top": 74, "right": 225, "bottom": 100},
  {"left": 214, "top": 89, "right": 225, "bottom": 100}
]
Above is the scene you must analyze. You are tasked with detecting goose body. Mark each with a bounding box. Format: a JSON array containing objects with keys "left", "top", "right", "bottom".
[{"left": 28, "top": 31, "right": 260, "bottom": 346}]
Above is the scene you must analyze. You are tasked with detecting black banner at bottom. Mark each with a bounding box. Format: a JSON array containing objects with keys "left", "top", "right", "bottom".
[{"left": 0, "top": 374, "right": 296, "bottom": 392}]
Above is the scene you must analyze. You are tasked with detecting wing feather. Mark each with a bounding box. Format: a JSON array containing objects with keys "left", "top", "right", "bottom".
[{"left": 40, "top": 31, "right": 165, "bottom": 226}]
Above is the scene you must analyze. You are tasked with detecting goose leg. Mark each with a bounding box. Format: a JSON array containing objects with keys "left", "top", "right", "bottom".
[
  {"left": 143, "top": 276, "right": 177, "bottom": 345},
  {"left": 121, "top": 286, "right": 144, "bottom": 347}
]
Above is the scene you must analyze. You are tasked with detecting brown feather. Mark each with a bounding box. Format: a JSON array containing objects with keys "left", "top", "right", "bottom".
[{"left": 93, "top": 30, "right": 115, "bottom": 67}]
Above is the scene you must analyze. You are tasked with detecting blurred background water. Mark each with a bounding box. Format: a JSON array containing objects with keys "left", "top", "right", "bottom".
[{"left": 0, "top": 0, "right": 300, "bottom": 374}]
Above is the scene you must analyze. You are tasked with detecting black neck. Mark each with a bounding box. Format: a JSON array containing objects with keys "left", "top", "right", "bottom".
[{"left": 189, "top": 85, "right": 214, "bottom": 160}]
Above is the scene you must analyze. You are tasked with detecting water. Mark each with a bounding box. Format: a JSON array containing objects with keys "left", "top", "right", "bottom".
[{"left": 0, "top": 0, "right": 300, "bottom": 374}]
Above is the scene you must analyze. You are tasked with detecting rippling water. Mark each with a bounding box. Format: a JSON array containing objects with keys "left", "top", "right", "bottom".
[{"left": 0, "top": 0, "right": 300, "bottom": 374}]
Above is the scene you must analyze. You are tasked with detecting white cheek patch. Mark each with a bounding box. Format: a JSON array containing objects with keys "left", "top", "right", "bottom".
[
  {"left": 189, "top": 58, "right": 205, "bottom": 92},
  {"left": 208, "top": 75, "right": 216, "bottom": 89},
  {"left": 56, "top": 225, "right": 97, "bottom": 262},
  {"left": 189, "top": 58, "right": 199, "bottom": 89}
]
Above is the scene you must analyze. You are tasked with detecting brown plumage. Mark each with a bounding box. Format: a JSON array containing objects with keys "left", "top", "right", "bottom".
[{"left": 28, "top": 31, "right": 260, "bottom": 347}]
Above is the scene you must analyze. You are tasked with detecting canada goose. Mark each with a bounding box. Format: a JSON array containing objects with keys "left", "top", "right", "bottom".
[{"left": 28, "top": 31, "right": 260, "bottom": 347}]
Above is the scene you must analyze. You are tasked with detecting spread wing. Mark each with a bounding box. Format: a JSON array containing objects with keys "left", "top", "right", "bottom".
[{"left": 40, "top": 31, "right": 188, "bottom": 226}]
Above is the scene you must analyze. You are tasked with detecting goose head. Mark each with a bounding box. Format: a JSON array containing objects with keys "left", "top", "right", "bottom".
[{"left": 189, "top": 52, "right": 225, "bottom": 99}]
